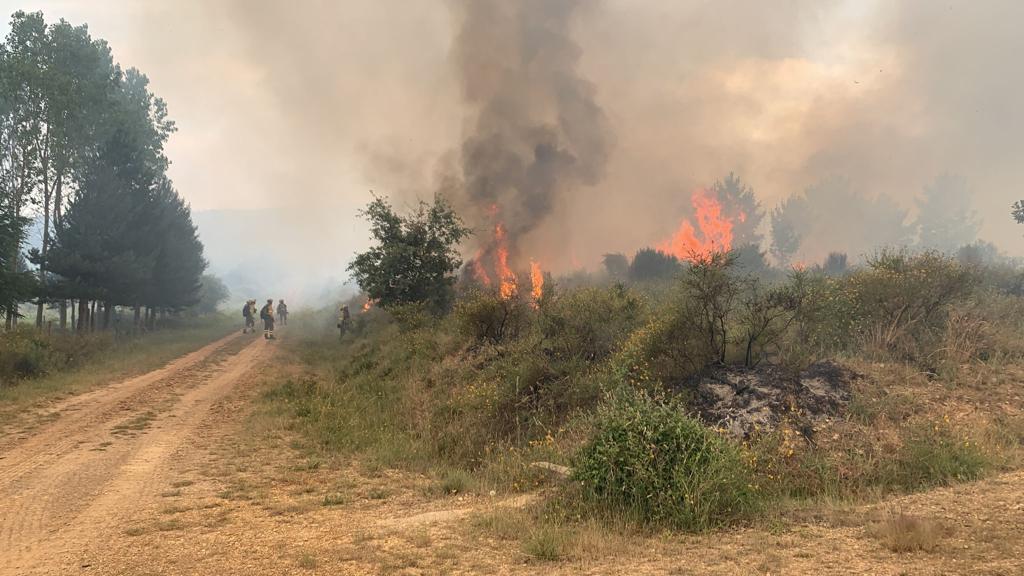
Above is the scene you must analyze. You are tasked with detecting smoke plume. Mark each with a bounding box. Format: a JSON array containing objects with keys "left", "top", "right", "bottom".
[
  {"left": 446, "top": 0, "right": 609, "bottom": 272},
  {"left": 15, "top": 0, "right": 1024, "bottom": 295}
]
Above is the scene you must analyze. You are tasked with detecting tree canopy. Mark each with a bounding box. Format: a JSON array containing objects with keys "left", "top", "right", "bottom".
[
  {"left": 348, "top": 195, "right": 471, "bottom": 312},
  {"left": 1, "top": 11, "right": 205, "bottom": 330}
]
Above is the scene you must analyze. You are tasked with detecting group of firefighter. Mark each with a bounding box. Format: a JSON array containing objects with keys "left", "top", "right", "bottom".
[
  {"left": 240, "top": 299, "right": 359, "bottom": 341},
  {"left": 242, "top": 299, "right": 288, "bottom": 340}
]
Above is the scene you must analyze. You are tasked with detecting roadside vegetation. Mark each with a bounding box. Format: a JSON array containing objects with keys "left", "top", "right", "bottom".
[
  {"left": 0, "top": 314, "right": 235, "bottom": 424},
  {"left": 261, "top": 195, "right": 1024, "bottom": 560}
]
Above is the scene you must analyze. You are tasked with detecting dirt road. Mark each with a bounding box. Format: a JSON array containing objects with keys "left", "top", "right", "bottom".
[{"left": 0, "top": 333, "right": 266, "bottom": 575}]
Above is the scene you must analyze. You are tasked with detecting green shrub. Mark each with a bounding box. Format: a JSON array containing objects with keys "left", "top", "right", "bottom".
[
  {"left": 850, "top": 249, "right": 975, "bottom": 362},
  {"left": 452, "top": 289, "right": 530, "bottom": 344},
  {"left": 537, "top": 284, "right": 646, "bottom": 362},
  {"left": 0, "top": 328, "right": 113, "bottom": 384},
  {"left": 573, "top": 390, "right": 758, "bottom": 531},
  {"left": 629, "top": 248, "right": 681, "bottom": 281}
]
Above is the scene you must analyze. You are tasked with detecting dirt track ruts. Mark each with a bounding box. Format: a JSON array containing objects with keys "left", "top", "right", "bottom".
[{"left": 0, "top": 332, "right": 268, "bottom": 575}]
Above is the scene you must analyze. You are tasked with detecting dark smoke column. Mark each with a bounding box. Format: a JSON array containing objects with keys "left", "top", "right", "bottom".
[{"left": 450, "top": 0, "right": 609, "bottom": 275}]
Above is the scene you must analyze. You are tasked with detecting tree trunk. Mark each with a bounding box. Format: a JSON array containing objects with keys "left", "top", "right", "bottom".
[
  {"left": 77, "top": 299, "right": 88, "bottom": 332},
  {"left": 71, "top": 299, "right": 76, "bottom": 331},
  {"left": 89, "top": 301, "right": 96, "bottom": 332},
  {"left": 102, "top": 302, "right": 112, "bottom": 331},
  {"left": 133, "top": 305, "right": 141, "bottom": 334},
  {"left": 36, "top": 134, "right": 51, "bottom": 329},
  {"left": 55, "top": 173, "right": 66, "bottom": 330}
]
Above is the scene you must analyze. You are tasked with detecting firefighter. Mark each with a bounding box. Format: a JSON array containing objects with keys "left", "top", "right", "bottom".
[
  {"left": 277, "top": 299, "right": 288, "bottom": 326},
  {"left": 260, "top": 299, "right": 275, "bottom": 340},
  {"left": 242, "top": 299, "right": 256, "bottom": 334},
  {"left": 337, "top": 304, "right": 351, "bottom": 339}
]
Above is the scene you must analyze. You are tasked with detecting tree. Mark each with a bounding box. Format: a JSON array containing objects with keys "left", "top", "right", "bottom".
[
  {"left": 40, "top": 64, "right": 188, "bottom": 330},
  {"left": 1012, "top": 200, "right": 1024, "bottom": 225},
  {"left": 821, "top": 252, "right": 849, "bottom": 276},
  {"left": 1, "top": 12, "right": 121, "bottom": 327},
  {"left": 189, "top": 274, "right": 229, "bottom": 316},
  {"left": 0, "top": 198, "right": 35, "bottom": 319},
  {"left": 915, "top": 174, "right": 979, "bottom": 253},
  {"left": 628, "top": 248, "right": 681, "bottom": 281},
  {"left": 769, "top": 200, "right": 803, "bottom": 266},
  {"left": 146, "top": 179, "right": 206, "bottom": 312},
  {"left": 602, "top": 252, "right": 629, "bottom": 280},
  {"left": 348, "top": 195, "right": 471, "bottom": 312},
  {"left": 0, "top": 13, "right": 45, "bottom": 327},
  {"left": 732, "top": 243, "right": 769, "bottom": 274},
  {"left": 710, "top": 172, "right": 764, "bottom": 247},
  {"left": 769, "top": 178, "right": 913, "bottom": 265}
]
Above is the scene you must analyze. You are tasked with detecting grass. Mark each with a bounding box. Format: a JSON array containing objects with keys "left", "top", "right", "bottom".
[
  {"left": 297, "top": 552, "right": 318, "bottom": 569},
  {"left": 869, "top": 510, "right": 943, "bottom": 553},
  {"left": 433, "top": 468, "right": 475, "bottom": 496},
  {"left": 521, "top": 525, "right": 569, "bottom": 561},
  {"left": 0, "top": 315, "right": 235, "bottom": 426},
  {"left": 322, "top": 492, "right": 350, "bottom": 506}
]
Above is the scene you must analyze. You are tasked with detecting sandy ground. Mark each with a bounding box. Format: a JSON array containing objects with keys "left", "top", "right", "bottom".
[{"left": 2, "top": 332, "right": 1023, "bottom": 575}]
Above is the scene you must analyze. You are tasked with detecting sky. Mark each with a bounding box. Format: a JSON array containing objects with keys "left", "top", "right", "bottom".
[{"left": 3, "top": 0, "right": 1023, "bottom": 299}]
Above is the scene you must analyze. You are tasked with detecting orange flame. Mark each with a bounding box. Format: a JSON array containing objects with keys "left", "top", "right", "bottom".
[
  {"left": 495, "top": 224, "right": 518, "bottom": 299},
  {"left": 362, "top": 299, "right": 375, "bottom": 312},
  {"left": 530, "top": 260, "right": 544, "bottom": 304},
  {"left": 657, "top": 188, "right": 734, "bottom": 261}
]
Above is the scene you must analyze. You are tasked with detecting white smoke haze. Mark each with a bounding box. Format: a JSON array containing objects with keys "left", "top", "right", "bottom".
[{"left": 4, "top": 0, "right": 1023, "bottom": 299}]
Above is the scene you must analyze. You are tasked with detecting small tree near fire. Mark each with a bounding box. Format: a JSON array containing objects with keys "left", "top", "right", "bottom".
[{"left": 348, "top": 195, "right": 471, "bottom": 312}]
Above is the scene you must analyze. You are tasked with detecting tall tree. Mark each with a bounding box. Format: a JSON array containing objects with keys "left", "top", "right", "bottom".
[
  {"left": 41, "top": 65, "right": 181, "bottom": 330},
  {"left": 1, "top": 12, "right": 120, "bottom": 327},
  {"left": 710, "top": 172, "right": 764, "bottom": 247},
  {"left": 769, "top": 178, "right": 913, "bottom": 265},
  {"left": 0, "top": 12, "right": 45, "bottom": 327},
  {"left": 145, "top": 178, "right": 206, "bottom": 312}
]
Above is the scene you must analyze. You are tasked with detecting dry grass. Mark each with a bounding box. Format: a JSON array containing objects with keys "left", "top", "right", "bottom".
[{"left": 869, "top": 509, "right": 944, "bottom": 553}]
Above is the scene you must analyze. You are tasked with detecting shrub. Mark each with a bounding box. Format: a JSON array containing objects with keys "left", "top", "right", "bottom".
[
  {"left": 453, "top": 289, "right": 530, "bottom": 344},
  {"left": 573, "top": 390, "right": 758, "bottom": 531},
  {"left": 629, "top": 248, "right": 681, "bottom": 281},
  {"left": 850, "top": 249, "right": 975, "bottom": 361},
  {"left": 612, "top": 252, "right": 740, "bottom": 386},
  {"left": 537, "top": 284, "right": 646, "bottom": 362},
  {"left": 0, "top": 328, "right": 112, "bottom": 384}
]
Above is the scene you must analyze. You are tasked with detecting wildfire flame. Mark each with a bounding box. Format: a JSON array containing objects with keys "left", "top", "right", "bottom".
[
  {"left": 469, "top": 204, "right": 548, "bottom": 302},
  {"left": 657, "top": 188, "right": 734, "bottom": 261},
  {"left": 494, "top": 224, "right": 518, "bottom": 299},
  {"left": 530, "top": 260, "right": 544, "bottom": 304},
  {"left": 362, "top": 299, "right": 374, "bottom": 312}
]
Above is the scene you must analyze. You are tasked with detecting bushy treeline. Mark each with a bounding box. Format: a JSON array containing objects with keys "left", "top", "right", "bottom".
[{"left": 0, "top": 11, "right": 207, "bottom": 332}]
